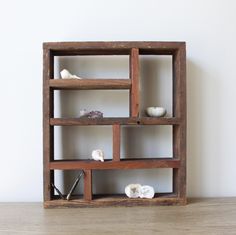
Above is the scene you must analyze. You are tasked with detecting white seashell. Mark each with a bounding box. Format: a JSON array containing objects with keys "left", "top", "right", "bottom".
[
  {"left": 92, "top": 149, "right": 104, "bottom": 162},
  {"left": 125, "top": 184, "right": 155, "bottom": 199},
  {"left": 79, "top": 109, "right": 89, "bottom": 117},
  {"left": 146, "top": 107, "right": 166, "bottom": 117},
  {"left": 139, "top": 185, "right": 155, "bottom": 199},
  {"left": 125, "top": 184, "right": 142, "bottom": 198},
  {"left": 60, "top": 69, "right": 81, "bottom": 79}
]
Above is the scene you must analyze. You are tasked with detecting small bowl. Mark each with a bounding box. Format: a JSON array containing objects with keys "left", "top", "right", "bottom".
[{"left": 146, "top": 107, "right": 166, "bottom": 117}]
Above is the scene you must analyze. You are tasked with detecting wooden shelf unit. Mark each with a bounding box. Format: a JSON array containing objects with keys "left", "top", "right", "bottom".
[{"left": 43, "top": 41, "right": 186, "bottom": 208}]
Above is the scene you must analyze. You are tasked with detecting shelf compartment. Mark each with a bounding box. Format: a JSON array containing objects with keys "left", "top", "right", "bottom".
[
  {"left": 53, "top": 89, "right": 129, "bottom": 118},
  {"left": 139, "top": 55, "right": 173, "bottom": 117},
  {"left": 121, "top": 125, "right": 172, "bottom": 159},
  {"left": 93, "top": 168, "right": 172, "bottom": 195},
  {"left": 44, "top": 193, "right": 186, "bottom": 208},
  {"left": 54, "top": 55, "right": 129, "bottom": 80},
  {"left": 50, "top": 117, "right": 181, "bottom": 126},
  {"left": 49, "top": 158, "right": 180, "bottom": 170},
  {"left": 49, "top": 79, "right": 131, "bottom": 90},
  {"left": 54, "top": 125, "right": 113, "bottom": 161},
  {"left": 53, "top": 169, "right": 92, "bottom": 201}
]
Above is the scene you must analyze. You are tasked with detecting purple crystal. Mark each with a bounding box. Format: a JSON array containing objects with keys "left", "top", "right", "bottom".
[
  {"left": 79, "top": 110, "right": 103, "bottom": 118},
  {"left": 88, "top": 111, "right": 103, "bottom": 118}
]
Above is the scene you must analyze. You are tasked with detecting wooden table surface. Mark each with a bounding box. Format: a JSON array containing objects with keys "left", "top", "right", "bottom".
[{"left": 0, "top": 198, "right": 236, "bottom": 235}]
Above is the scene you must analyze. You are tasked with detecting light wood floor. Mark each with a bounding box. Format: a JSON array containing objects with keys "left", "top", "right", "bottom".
[{"left": 0, "top": 198, "right": 236, "bottom": 235}]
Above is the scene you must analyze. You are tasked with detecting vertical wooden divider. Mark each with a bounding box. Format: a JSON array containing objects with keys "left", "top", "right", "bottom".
[
  {"left": 84, "top": 170, "right": 92, "bottom": 200},
  {"left": 43, "top": 48, "right": 54, "bottom": 201},
  {"left": 172, "top": 44, "right": 186, "bottom": 200},
  {"left": 113, "top": 124, "right": 120, "bottom": 161},
  {"left": 129, "top": 48, "right": 139, "bottom": 117}
]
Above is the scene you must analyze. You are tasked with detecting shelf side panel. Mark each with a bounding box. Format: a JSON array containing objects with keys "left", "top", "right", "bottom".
[
  {"left": 172, "top": 44, "right": 186, "bottom": 199},
  {"left": 43, "top": 48, "right": 54, "bottom": 201}
]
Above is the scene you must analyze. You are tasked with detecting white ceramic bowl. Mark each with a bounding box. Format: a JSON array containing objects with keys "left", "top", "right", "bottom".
[{"left": 146, "top": 107, "right": 166, "bottom": 117}]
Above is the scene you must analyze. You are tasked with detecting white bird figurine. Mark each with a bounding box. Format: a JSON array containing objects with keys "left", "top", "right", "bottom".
[
  {"left": 60, "top": 69, "right": 81, "bottom": 79},
  {"left": 91, "top": 149, "right": 104, "bottom": 162}
]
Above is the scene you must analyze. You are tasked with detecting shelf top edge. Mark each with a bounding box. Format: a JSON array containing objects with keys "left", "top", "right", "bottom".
[{"left": 43, "top": 41, "right": 186, "bottom": 51}]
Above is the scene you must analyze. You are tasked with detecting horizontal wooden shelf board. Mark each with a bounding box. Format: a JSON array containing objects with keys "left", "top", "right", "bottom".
[
  {"left": 45, "top": 193, "right": 186, "bottom": 208},
  {"left": 50, "top": 117, "right": 180, "bottom": 126},
  {"left": 53, "top": 192, "right": 174, "bottom": 200},
  {"left": 49, "top": 158, "right": 180, "bottom": 170},
  {"left": 49, "top": 79, "right": 131, "bottom": 90},
  {"left": 43, "top": 41, "right": 185, "bottom": 56}
]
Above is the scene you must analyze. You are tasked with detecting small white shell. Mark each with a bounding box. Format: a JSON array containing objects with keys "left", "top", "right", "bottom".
[
  {"left": 92, "top": 149, "right": 104, "bottom": 162},
  {"left": 139, "top": 185, "right": 155, "bottom": 199},
  {"left": 125, "top": 184, "right": 142, "bottom": 198},
  {"left": 125, "top": 184, "right": 155, "bottom": 199},
  {"left": 60, "top": 69, "right": 81, "bottom": 79},
  {"left": 146, "top": 107, "right": 166, "bottom": 117},
  {"left": 79, "top": 109, "right": 89, "bottom": 117}
]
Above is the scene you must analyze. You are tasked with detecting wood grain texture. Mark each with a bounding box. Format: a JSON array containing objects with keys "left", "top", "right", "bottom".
[
  {"left": 49, "top": 79, "right": 131, "bottom": 90},
  {"left": 84, "top": 170, "right": 92, "bottom": 201},
  {"left": 45, "top": 193, "right": 184, "bottom": 208},
  {"left": 112, "top": 124, "right": 120, "bottom": 161},
  {"left": 130, "top": 48, "right": 139, "bottom": 117},
  {"left": 49, "top": 159, "right": 180, "bottom": 170},
  {"left": 172, "top": 43, "right": 186, "bottom": 199},
  {"left": 43, "top": 41, "right": 185, "bottom": 56},
  {"left": 1, "top": 199, "right": 236, "bottom": 234},
  {"left": 43, "top": 48, "right": 54, "bottom": 201},
  {"left": 50, "top": 117, "right": 180, "bottom": 126},
  {"left": 179, "top": 45, "right": 187, "bottom": 199}
]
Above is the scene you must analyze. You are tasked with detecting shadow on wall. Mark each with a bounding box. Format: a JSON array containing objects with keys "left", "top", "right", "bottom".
[{"left": 187, "top": 59, "right": 220, "bottom": 197}]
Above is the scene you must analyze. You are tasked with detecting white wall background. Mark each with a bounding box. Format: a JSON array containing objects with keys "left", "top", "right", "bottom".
[{"left": 0, "top": 0, "right": 236, "bottom": 201}]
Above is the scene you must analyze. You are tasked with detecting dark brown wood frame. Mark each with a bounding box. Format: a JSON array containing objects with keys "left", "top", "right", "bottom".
[{"left": 43, "top": 41, "right": 186, "bottom": 208}]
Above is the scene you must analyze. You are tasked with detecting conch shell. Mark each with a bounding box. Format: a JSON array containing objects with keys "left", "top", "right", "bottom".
[
  {"left": 92, "top": 149, "right": 104, "bottom": 162},
  {"left": 125, "top": 184, "right": 155, "bottom": 199},
  {"left": 60, "top": 69, "right": 81, "bottom": 79}
]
